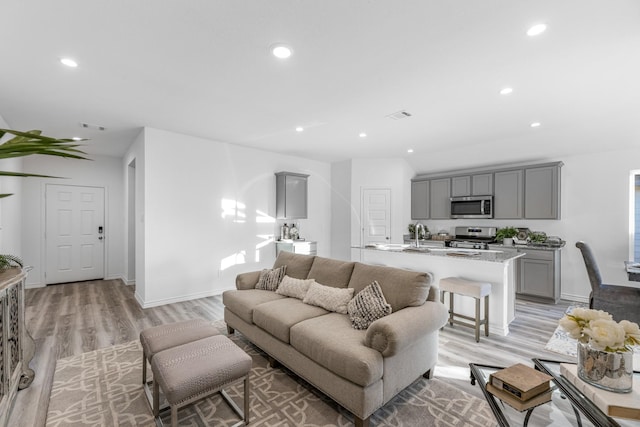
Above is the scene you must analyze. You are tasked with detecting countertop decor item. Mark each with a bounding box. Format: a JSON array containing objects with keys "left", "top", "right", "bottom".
[
  {"left": 495, "top": 226, "right": 518, "bottom": 246},
  {"left": 559, "top": 307, "right": 640, "bottom": 393}
]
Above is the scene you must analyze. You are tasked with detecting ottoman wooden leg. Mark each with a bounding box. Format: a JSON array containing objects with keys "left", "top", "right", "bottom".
[{"left": 244, "top": 375, "right": 250, "bottom": 423}]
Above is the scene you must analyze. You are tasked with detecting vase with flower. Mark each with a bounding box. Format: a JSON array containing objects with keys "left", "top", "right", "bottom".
[{"left": 559, "top": 307, "right": 640, "bottom": 393}]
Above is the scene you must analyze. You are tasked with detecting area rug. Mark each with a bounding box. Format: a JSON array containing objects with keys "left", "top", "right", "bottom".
[{"left": 46, "top": 321, "right": 496, "bottom": 427}]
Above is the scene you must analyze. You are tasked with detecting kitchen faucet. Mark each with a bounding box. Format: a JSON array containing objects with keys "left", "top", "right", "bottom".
[{"left": 414, "top": 222, "right": 426, "bottom": 248}]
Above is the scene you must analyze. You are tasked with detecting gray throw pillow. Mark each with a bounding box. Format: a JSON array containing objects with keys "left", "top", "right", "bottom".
[
  {"left": 347, "top": 280, "right": 392, "bottom": 330},
  {"left": 303, "top": 281, "right": 354, "bottom": 314},
  {"left": 255, "top": 265, "right": 287, "bottom": 291}
]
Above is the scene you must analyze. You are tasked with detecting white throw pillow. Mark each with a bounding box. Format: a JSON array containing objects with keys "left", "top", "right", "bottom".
[
  {"left": 275, "top": 275, "right": 315, "bottom": 299},
  {"left": 303, "top": 281, "right": 354, "bottom": 314}
]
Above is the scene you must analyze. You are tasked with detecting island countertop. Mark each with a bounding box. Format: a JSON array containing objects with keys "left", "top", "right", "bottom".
[{"left": 352, "top": 244, "right": 525, "bottom": 263}]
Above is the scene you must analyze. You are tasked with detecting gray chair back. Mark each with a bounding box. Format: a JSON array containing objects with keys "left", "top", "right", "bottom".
[{"left": 575, "top": 241, "right": 602, "bottom": 297}]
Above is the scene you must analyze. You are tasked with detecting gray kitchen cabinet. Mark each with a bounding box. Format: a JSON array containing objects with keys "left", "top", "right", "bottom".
[
  {"left": 429, "top": 178, "right": 451, "bottom": 219},
  {"left": 411, "top": 180, "right": 430, "bottom": 220},
  {"left": 525, "top": 165, "right": 560, "bottom": 219},
  {"left": 451, "top": 176, "right": 471, "bottom": 197},
  {"left": 493, "top": 169, "right": 524, "bottom": 219},
  {"left": 275, "top": 172, "right": 309, "bottom": 219},
  {"left": 517, "top": 248, "right": 561, "bottom": 303},
  {"left": 472, "top": 173, "right": 493, "bottom": 195}
]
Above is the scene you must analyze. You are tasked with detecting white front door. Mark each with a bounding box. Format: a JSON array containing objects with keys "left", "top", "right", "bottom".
[
  {"left": 362, "top": 188, "right": 391, "bottom": 245},
  {"left": 45, "top": 184, "right": 105, "bottom": 284}
]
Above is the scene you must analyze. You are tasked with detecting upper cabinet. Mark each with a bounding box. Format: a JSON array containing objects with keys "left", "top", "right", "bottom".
[
  {"left": 494, "top": 169, "right": 523, "bottom": 219},
  {"left": 472, "top": 173, "right": 493, "bottom": 195},
  {"left": 429, "top": 178, "right": 451, "bottom": 219},
  {"left": 411, "top": 161, "right": 562, "bottom": 220},
  {"left": 451, "top": 174, "right": 493, "bottom": 197},
  {"left": 411, "top": 180, "right": 430, "bottom": 220},
  {"left": 524, "top": 165, "right": 560, "bottom": 219},
  {"left": 275, "top": 172, "right": 309, "bottom": 219}
]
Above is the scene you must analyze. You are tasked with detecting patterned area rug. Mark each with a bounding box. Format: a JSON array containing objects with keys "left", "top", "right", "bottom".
[{"left": 46, "top": 321, "right": 495, "bottom": 427}]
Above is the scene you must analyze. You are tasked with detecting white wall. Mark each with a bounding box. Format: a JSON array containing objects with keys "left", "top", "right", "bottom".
[
  {"left": 21, "top": 154, "right": 125, "bottom": 287},
  {"left": 330, "top": 160, "right": 352, "bottom": 261},
  {"left": 133, "top": 127, "right": 331, "bottom": 308},
  {"left": 0, "top": 116, "right": 22, "bottom": 255},
  {"left": 419, "top": 148, "right": 640, "bottom": 303}
]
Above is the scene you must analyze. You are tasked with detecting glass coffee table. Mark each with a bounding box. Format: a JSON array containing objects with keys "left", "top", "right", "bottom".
[{"left": 469, "top": 359, "right": 640, "bottom": 427}]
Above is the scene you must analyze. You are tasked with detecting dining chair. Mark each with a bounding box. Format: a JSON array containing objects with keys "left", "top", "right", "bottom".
[{"left": 575, "top": 241, "right": 640, "bottom": 325}]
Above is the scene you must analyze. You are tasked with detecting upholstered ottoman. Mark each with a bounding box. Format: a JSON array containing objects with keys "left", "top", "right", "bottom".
[
  {"left": 139, "top": 319, "right": 220, "bottom": 406},
  {"left": 151, "top": 335, "right": 252, "bottom": 427}
]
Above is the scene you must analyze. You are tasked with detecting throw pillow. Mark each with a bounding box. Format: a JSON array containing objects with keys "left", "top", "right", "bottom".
[
  {"left": 303, "top": 281, "right": 354, "bottom": 314},
  {"left": 275, "top": 275, "right": 315, "bottom": 299},
  {"left": 347, "top": 280, "right": 392, "bottom": 330},
  {"left": 255, "top": 265, "right": 287, "bottom": 291}
]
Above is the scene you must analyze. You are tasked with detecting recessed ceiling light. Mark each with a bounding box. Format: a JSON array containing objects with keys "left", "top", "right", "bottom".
[
  {"left": 500, "top": 87, "right": 513, "bottom": 95},
  {"left": 527, "top": 23, "right": 547, "bottom": 37},
  {"left": 359, "top": 132, "right": 367, "bottom": 138},
  {"left": 295, "top": 127, "right": 304, "bottom": 132},
  {"left": 271, "top": 44, "right": 293, "bottom": 59},
  {"left": 60, "top": 57, "right": 78, "bottom": 67},
  {"left": 407, "top": 149, "right": 414, "bottom": 154},
  {"left": 530, "top": 122, "right": 541, "bottom": 128}
]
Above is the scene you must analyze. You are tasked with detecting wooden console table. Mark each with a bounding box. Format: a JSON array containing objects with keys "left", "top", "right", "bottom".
[{"left": 0, "top": 268, "right": 35, "bottom": 427}]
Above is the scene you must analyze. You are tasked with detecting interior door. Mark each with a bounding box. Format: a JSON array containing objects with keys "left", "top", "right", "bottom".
[
  {"left": 362, "top": 188, "right": 391, "bottom": 245},
  {"left": 45, "top": 184, "right": 105, "bottom": 284}
]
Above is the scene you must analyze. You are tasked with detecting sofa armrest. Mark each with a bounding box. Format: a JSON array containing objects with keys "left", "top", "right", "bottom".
[
  {"left": 236, "top": 271, "right": 261, "bottom": 290},
  {"left": 365, "top": 301, "right": 448, "bottom": 357}
]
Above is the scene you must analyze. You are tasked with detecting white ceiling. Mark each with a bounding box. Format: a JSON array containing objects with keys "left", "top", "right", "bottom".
[{"left": 1, "top": 1, "right": 639, "bottom": 174}]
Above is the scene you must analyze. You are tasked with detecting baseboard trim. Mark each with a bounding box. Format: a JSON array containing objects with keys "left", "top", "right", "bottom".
[
  {"left": 135, "top": 288, "right": 228, "bottom": 309},
  {"left": 560, "top": 293, "right": 589, "bottom": 304}
]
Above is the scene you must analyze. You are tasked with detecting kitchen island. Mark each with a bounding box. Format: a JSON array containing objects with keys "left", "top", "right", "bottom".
[{"left": 351, "top": 245, "right": 524, "bottom": 336}]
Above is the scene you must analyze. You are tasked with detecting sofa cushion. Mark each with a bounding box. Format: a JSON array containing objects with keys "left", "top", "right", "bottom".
[
  {"left": 306, "top": 256, "right": 355, "bottom": 288},
  {"left": 273, "top": 251, "right": 316, "bottom": 279},
  {"left": 347, "top": 281, "right": 392, "bottom": 330},
  {"left": 303, "top": 281, "right": 354, "bottom": 314},
  {"left": 290, "top": 313, "right": 383, "bottom": 387},
  {"left": 256, "top": 265, "right": 287, "bottom": 291},
  {"left": 253, "top": 298, "right": 329, "bottom": 343},
  {"left": 347, "top": 263, "right": 430, "bottom": 312},
  {"left": 222, "top": 289, "right": 286, "bottom": 324},
  {"left": 275, "top": 275, "right": 315, "bottom": 299}
]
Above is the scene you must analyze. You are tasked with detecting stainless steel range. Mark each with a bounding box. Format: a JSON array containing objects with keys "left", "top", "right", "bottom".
[{"left": 449, "top": 226, "right": 497, "bottom": 250}]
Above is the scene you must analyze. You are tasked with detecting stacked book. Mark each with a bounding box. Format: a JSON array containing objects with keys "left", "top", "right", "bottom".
[
  {"left": 560, "top": 363, "right": 640, "bottom": 420},
  {"left": 487, "top": 363, "right": 553, "bottom": 411}
]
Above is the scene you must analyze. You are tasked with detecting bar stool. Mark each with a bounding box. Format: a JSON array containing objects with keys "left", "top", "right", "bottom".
[{"left": 439, "top": 277, "right": 491, "bottom": 342}]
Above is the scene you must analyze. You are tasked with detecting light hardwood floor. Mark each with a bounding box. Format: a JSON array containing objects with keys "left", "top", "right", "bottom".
[{"left": 9, "top": 279, "right": 574, "bottom": 427}]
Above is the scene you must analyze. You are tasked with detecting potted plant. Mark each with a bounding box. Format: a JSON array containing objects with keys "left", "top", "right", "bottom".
[
  {"left": 0, "top": 128, "right": 89, "bottom": 198},
  {"left": 495, "top": 226, "right": 518, "bottom": 246}
]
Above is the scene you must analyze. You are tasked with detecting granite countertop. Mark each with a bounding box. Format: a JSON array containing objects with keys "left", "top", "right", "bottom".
[
  {"left": 354, "top": 245, "right": 524, "bottom": 263},
  {"left": 487, "top": 242, "right": 565, "bottom": 251}
]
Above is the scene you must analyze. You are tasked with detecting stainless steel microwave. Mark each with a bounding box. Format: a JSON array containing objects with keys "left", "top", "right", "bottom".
[{"left": 450, "top": 196, "right": 493, "bottom": 219}]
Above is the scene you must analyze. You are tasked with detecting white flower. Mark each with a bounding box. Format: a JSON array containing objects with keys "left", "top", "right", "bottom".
[
  {"left": 620, "top": 320, "right": 640, "bottom": 346},
  {"left": 559, "top": 315, "right": 584, "bottom": 340},
  {"left": 583, "top": 319, "right": 627, "bottom": 351},
  {"left": 558, "top": 308, "right": 636, "bottom": 352},
  {"left": 570, "top": 307, "right": 611, "bottom": 321}
]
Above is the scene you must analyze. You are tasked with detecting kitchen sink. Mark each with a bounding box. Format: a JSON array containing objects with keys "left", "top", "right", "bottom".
[{"left": 402, "top": 246, "right": 430, "bottom": 253}]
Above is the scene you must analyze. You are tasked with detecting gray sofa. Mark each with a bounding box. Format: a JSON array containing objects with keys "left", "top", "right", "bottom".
[{"left": 223, "top": 251, "right": 448, "bottom": 427}]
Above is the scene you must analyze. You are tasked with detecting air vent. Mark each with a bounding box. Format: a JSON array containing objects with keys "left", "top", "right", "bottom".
[
  {"left": 80, "top": 122, "right": 106, "bottom": 131},
  {"left": 386, "top": 110, "right": 412, "bottom": 120}
]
